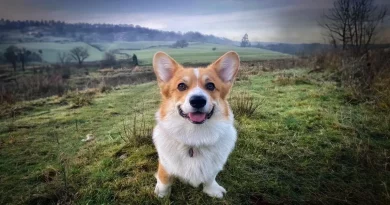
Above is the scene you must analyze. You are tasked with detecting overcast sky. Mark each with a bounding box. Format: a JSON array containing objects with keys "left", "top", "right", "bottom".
[{"left": 1, "top": 0, "right": 389, "bottom": 43}]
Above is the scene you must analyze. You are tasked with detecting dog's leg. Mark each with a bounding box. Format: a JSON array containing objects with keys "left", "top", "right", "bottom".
[
  {"left": 154, "top": 162, "right": 172, "bottom": 198},
  {"left": 203, "top": 175, "right": 226, "bottom": 198}
]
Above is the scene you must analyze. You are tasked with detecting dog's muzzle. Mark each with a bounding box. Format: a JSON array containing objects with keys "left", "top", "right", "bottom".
[{"left": 178, "top": 105, "right": 214, "bottom": 124}]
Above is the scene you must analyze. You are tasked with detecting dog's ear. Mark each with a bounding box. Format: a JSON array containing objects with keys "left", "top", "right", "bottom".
[
  {"left": 209, "top": 51, "right": 240, "bottom": 83},
  {"left": 153, "top": 52, "right": 180, "bottom": 83}
]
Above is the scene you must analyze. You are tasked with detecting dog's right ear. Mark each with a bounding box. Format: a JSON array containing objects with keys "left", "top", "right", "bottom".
[{"left": 153, "top": 52, "right": 180, "bottom": 83}]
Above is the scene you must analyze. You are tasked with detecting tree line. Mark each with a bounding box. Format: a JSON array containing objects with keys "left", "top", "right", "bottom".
[
  {"left": 1, "top": 46, "right": 42, "bottom": 71},
  {"left": 0, "top": 19, "right": 234, "bottom": 44},
  {"left": 1, "top": 45, "right": 141, "bottom": 72}
]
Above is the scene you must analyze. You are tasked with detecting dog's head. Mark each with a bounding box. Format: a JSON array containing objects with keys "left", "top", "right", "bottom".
[{"left": 153, "top": 51, "right": 240, "bottom": 124}]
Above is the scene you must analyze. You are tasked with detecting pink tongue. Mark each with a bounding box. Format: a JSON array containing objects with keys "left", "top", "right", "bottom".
[{"left": 188, "top": 112, "right": 207, "bottom": 122}]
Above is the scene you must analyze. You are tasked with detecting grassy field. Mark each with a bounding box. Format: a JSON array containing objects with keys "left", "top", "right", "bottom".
[
  {"left": 0, "top": 42, "right": 104, "bottom": 63},
  {"left": 91, "top": 41, "right": 176, "bottom": 51},
  {"left": 0, "top": 41, "right": 290, "bottom": 65},
  {"left": 119, "top": 43, "right": 291, "bottom": 65},
  {"left": 0, "top": 67, "right": 389, "bottom": 204}
]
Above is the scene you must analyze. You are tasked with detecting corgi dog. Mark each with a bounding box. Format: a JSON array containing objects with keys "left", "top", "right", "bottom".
[{"left": 152, "top": 51, "right": 240, "bottom": 198}]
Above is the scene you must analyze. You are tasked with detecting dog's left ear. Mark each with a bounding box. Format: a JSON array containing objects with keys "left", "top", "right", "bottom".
[{"left": 210, "top": 51, "right": 240, "bottom": 83}]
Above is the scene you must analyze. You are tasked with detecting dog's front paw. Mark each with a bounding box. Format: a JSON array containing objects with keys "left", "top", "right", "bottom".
[
  {"left": 203, "top": 182, "right": 226, "bottom": 198},
  {"left": 154, "top": 183, "right": 171, "bottom": 198}
]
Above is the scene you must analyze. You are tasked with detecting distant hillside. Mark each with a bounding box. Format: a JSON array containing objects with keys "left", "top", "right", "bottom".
[
  {"left": 251, "top": 42, "right": 390, "bottom": 56},
  {"left": 252, "top": 42, "right": 331, "bottom": 55},
  {"left": 0, "top": 19, "right": 235, "bottom": 45}
]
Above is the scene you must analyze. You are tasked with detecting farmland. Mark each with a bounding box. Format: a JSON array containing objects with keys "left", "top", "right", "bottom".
[{"left": 0, "top": 41, "right": 290, "bottom": 65}]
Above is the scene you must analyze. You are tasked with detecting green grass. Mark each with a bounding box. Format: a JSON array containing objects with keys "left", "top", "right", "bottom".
[
  {"left": 0, "top": 41, "right": 290, "bottom": 65},
  {"left": 125, "top": 43, "right": 290, "bottom": 65},
  {"left": 0, "top": 42, "right": 104, "bottom": 63},
  {"left": 0, "top": 69, "right": 389, "bottom": 204},
  {"left": 92, "top": 41, "right": 176, "bottom": 51}
]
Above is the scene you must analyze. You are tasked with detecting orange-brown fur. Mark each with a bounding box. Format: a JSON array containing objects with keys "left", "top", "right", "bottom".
[
  {"left": 156, "top": 55, "right": 236, "bottom": 119},
  {"left": 152, "top": 51, "right": 240, "bottom": 198},
  {"left": 157, "top": 162, "right": 171, "bottom": 184}
]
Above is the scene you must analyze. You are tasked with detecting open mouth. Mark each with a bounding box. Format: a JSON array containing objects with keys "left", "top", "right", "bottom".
[{"left": 178, "top": 106, "right": 214, "bottom": 124}]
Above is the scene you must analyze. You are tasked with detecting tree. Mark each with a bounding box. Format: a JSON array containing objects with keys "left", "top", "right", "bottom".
[
  {"left": 102, "top": 50, "right": 116, "bottom": 66},
  {"left": 132, "top": 54, "right": 139, "bottom": 66},
  {"left": 4, "top": 45, "right": 19, "bottom": 71},
  {"left": 18, "top": 48, "right": 31, "bottom": 71},
  {"left": 57, "top": 51, "right": 71, "bottom": 66},
  {"left": 240, "top": 33, "right": 250, "bottom": 47},
  {"left": 319, "top": 0, "right": 387, "bottom": 54},
  {"left": 172, "top": 39, "right": 189, "bottom": 48},
  {"left": 28, "top": 52, "right": 42, "bottom": 62},
  {"left": 69, "top": 47, "right": 89, "bottom": 66}
]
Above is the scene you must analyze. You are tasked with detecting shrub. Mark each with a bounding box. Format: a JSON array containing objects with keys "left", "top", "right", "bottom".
[
  {"left": 28, "top": 51, "right": 42, "bottom": 62},
  {"left": 119, "top": 115, "right": 153, "bottom": 147},
  {"left": 273, "top": 73, "right": 311, "bottom": 86},
  {"left": 212, "top": 47, "right": 217, "bottom": 51},
  {"left": 67, "top": 91, "right": 95, "bottom": 108},
  {"left": 172, "top": 40, "right": 189, "bottom": 48},
  {"left": 98, "top": 80, "right": 113, "bottom": 93},
  {"left": 317, "top": 49, "right": 390, "bottom": 110},
  {"left": 17, "top": 74, "right": 67, "bottom": 99},
  {"left": 230, "top": 92, "right": 260, "bottom": 118},
  {"left": 61, "top": 67, "right": 71, "bottom": 79},
  {"left": 102, "top": 50, "right": 117, "bottom": 67}
]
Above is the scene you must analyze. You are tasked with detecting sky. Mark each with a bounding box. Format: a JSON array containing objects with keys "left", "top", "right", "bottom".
[{"left": 1, "top": 0, "right": 389, "bottom": 43}]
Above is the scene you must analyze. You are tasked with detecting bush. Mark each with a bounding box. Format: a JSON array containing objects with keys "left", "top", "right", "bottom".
[
  {"left": 172, "top": 40, "right": 189, "bottom": 48},
  {"left": 272, "top": 73, "right": 311, "bottom": 86},
  {"left": 0, "top": 73, "right": 70, "bottom": 104},
  {"left": 316, "top": 49, "right": 390, "bottom": 110},
  {"left": 98, "top": 80, "right": 113, "bottom": 93},
  {"left": 102, "top": 50, "right": 117, "bottom": 67},
  {"left": 230, "top": 92, "right": 260, "bottom": 118},
  {"left": 67, "top": 91, "right": 95, "bottom": 108},
  {"left": 212, "top": 47, "right": 216, "bottom": 51},
  {"left": 28, "top": 52, "right": 42, "bottom": 62},
  {"left": 60, "top": 67, "right": 71, "bottom": 79},
  {"left": 119, "top": 114, "right": 153, "bottom": 147},
  {"left": 18, "top": 74, "right": 67, "bottom": 99}
]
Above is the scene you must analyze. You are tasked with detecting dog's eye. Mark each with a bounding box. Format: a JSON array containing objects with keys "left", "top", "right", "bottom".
[
  {"left": 205, "top": 82, "right": 215, "bottom": 91},
  {"left": 177, "top": 83, "right": 187, "bottom": 91}
]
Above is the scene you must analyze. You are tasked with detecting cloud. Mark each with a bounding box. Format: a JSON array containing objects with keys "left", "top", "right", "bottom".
[{"left": 0, "top": 0, "right": 389, "bottom": 43}]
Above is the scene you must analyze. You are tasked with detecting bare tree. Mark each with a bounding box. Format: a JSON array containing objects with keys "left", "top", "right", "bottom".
[
  {"left": 319, "top": 0, "right": 387, "bottom": 54},
  {"left": 69, "top": 47, "right": 89, "bottom": 66},
  {"left": 349, "top": 0, "right": 388, "bottom": 53},
  {"left": 57, "top": 51, "right": 72, "bottom": 66}
]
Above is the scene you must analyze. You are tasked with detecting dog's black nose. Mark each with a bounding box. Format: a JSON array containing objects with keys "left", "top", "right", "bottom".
[{"left": 190, "top": 95, "right": 206, "bottom": 109}]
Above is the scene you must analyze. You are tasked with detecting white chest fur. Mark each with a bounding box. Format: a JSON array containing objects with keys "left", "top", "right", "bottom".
[{"left": 153, "top": 118, "right": 237, "bottom": 187}]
